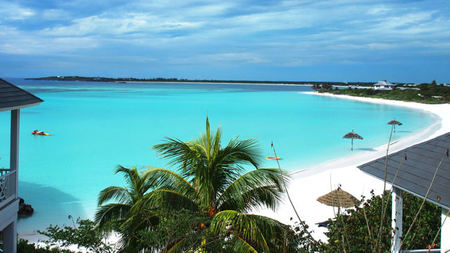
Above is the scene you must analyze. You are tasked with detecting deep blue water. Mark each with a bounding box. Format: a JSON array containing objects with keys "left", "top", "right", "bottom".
[{"left": 0, "top": 78, "right": 435, "bottom": 235}]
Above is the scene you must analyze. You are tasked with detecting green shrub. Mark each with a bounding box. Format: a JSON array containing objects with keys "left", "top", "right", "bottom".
[
  {"left": 17, "top": 239, "right": 72, "bottom": 253},
  {"left": 325, "top": 191, "right": 441, "bottom": 252}
]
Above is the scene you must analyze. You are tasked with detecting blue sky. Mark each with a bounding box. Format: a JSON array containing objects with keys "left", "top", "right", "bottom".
[{"left": 1, "top": 0, "right": 449, "bottom": 82}]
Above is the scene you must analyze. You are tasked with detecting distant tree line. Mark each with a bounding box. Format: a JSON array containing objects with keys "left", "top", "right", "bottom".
[
  {"left": 26, "top": 76, "right": 413, "bottom": 87},
  {"left": 314, "top": 80, "right": 449, "bottom": 104}
]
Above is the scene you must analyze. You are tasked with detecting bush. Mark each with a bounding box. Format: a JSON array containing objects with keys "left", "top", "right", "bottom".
[
  {"left": 37, "top": 218, "right": 115, "bottom": 253},
  {"left": 17, "top": 239, "right": 72, "bottom": 253},
  {"left": 324, "top": 191, "right": 441, "bottom": 252}
]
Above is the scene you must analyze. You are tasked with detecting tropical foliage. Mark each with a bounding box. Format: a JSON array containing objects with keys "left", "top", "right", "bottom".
[
  {"left": 321, "top": 81, "right": 450, "bottom": 103},
  {"left": 17, "top": 239, "right": 72, "bottom": 253},
  {"left": 94, "top": 166, "right": 159, "bottom": 251},
  {"left": 325, "top": 190, "right": 441, "bottom": 252},
  {"left": 37, "top": 218, "right": 113, "bottom": 253},
  {"left": 95, "top": 117, "right": 294, "bottom": 252}
]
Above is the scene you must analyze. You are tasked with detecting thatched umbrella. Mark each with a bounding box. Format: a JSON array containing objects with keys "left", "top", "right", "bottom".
[
  {"left": 343, "top": 130, "right": 363, "bottom": 151},
  {"left": 387, "top": 120, "right": 402, "bottom": 133},
  {"left": 317, "top": 186, "right": 359, "bottom": 214}
]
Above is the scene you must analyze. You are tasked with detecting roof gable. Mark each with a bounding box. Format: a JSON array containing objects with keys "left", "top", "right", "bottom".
[
  {"left": 359, "top": 132, "right": 450, "bottom": 209},
  {"left": 0, "top": 79, "right": 43, "bottom": 111}
]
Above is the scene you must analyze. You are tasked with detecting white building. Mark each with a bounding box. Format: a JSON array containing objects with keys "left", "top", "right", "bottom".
[
  {"left": 373, "top": 80, "right": 396, "bottom": 90},
  {"left": 0, "top": 79, "right": 43, "bottom": 253}
]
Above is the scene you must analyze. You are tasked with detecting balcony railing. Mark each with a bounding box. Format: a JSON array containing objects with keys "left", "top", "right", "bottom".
[{"left": 0, "top": 169, "right": 17, "bottom": 210}]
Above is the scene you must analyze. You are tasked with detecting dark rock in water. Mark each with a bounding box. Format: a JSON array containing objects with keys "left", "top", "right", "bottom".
[{"left": 18, "top": 197, "right": 34, "bottom": 218}]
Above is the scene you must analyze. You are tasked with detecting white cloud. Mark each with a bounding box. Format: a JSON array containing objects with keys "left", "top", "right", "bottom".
[
  {"left": 367, "top": 5, "right": 392, "bottom": 15},
  {"left": 168, "top": 52, "right": 267, "bottom": 65},
  {"left": 1, "top": 0, "right": 450, "bottom": 70},
  {"left": 208, "top": 53, "right": 267, "bottom": 64},
  {"left": 41, "top": 9, "right": 70, "bottom": 20},
  {"left": 41, "top": 13, "right": 203, "bottom": 37},
  {"left": 0, "top": 25, "right": 98, "bottom": 55},
  {"left": 0, "top": 2, "right": 35, "bottom": 21}
]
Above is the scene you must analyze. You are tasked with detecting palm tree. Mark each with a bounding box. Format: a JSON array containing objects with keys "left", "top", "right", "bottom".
[
  {"left": 95, "top": 166, "right": 158, "bottom": 251},
  {"left": 136, "top": 117, "right": 290, "bottom": 252}
]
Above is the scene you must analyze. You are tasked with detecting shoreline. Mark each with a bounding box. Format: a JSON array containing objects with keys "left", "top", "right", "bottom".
[
  {"left": 289, "top": 92, "right": 444, "bottom": 177},
  {"left": 256, "top": 91, "right": 449, "bottom": 241}
]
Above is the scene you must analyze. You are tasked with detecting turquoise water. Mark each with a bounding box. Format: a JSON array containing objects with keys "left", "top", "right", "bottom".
[{"left": 0, "top": 78, "right": 435, "bottom": 235}]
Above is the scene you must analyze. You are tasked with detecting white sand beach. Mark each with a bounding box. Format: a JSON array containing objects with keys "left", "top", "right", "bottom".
[{"left": 256, "top": 92, "right": 450, "bottom": 241}]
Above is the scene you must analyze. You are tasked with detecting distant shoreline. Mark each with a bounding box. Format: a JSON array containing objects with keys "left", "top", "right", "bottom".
[{"left": 25, "top": 76, "right": 380, "bottom": 86}]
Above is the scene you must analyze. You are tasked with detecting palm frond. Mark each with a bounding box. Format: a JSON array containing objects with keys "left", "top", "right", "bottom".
[
  {"left": 95, "top": 203, "right": 130, "bottom": 229},
  {"left": 231, "top": 234, "right": 258, "bottom": 253},
  {"left": 167, "top": 237, "right": 187, "bottom": 253},
  {"left": 222, "top": 185, "right": 282, "bottom": 212},
  {"left": 98, "top": 186, "right": 132, "bottom": 206},
  {"left": 208, "top": 138, "right": 262, "bottom": 195},
  {"left": 211, "top": 210, "right": 270, "bottom": 252},
  {"left": 132, "top": 189, "right": 199, "bottom": 214},
  {"left": 217, "top": 168, "right": 288, "bottom": 211},
  {"left": 245, "top": 213, "right": 288, "bottom": 236},
  {"left": 205, "top": 116, "right": 212, "bottom": 161},
  {"left": 115, "top": 166, "right": 145, "bottom": 196},
  {"left": 120, "top": 211, "right": 159, "bottom": 233},
  {"left": 224, "top": 137, "right": 261, "bottom": 167},
  {"left": 243, "top": 213, "right": 290, "bottom": 251},
  {"left": 143, "top": 167, "right": 197, "bottom": 199},
  {"left": 152, "top": 138, "right": 200, "bottom": 176},
  {"left": 115, "top": 165, "right": 135, "bottom": 183}
]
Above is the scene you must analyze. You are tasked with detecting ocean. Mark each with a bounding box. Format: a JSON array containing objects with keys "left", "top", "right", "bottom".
[{"left": 0, "top": 78, "right": 436, "bottom": 235}]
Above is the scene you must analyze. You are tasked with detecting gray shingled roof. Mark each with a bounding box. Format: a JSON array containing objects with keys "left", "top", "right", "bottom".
[
  {"left": 359, "top": 132, "right": 450, "bottom": 209},
  {"left": 0, "top": 79, "right": 43, "bottom": 111}
]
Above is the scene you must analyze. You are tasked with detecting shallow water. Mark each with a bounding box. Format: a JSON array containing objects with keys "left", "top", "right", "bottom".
[{"left": 0, "top": 78, "right": 435, "bottom": 234}]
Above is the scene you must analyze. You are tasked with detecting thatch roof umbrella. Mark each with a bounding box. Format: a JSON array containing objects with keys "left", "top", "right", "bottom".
[
  {"left": 317, "top": 186, "right": 359, "bottom": 214},
  {"left": 343, "top": 130, "right": 363, "bottom": 151},
  {"left": 387, "top": 120, "right": 402, "bottom": 133}
]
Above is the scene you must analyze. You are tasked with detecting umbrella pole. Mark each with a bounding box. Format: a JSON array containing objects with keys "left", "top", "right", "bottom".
[
  {"left": 271, "top": 142, "right": 302, "bottom": 222},
  {"left": 351, "top": 138, "right": 353, "bottom": 151}
]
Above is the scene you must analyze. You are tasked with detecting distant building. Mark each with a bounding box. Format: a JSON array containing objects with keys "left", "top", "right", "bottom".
[{"left": 373, "top": 80, "right": 395, "bottom": 90}]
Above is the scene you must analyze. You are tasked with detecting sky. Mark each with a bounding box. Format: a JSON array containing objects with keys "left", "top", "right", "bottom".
[{"left": 1, "top": 0, "right": 449, "bottom": 82}]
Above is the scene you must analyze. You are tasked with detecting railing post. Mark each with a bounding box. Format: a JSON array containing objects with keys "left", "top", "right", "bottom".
[
  {"left": 391, "top": 187, "right": 403, "bottom": 253},
  {"left": 10, "top": 109, "right": 20, "bottom": 199},
  {"left": 3, "top": 220, "right": 17, "bottom": 253},
  {"left": 442, "top": 208, "right": 450, "bottom": 253}
]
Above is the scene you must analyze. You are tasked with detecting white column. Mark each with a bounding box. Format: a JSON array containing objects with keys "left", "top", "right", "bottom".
[
  {"left": 442, "top": 208, "right": 450, "bottom": 253},
  {"left": 10, "top": 109, "right": 20, "bottom": 198},
  {"left": 3, "top": 220, "right": 17, "bottom": 253},
  {"left": 391, "top": 187, "right": 402, "bottom": 253},
  {"left": 8, "top": 109, "right": 20, "bottom": 253}
]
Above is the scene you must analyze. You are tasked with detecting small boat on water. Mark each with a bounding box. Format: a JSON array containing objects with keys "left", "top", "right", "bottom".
[
  {"left": 266, "top": 156, "right": 281, "bottom": 160},
  {"left": 32, "top": 130, "right": 51, "bottom": 136}
]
